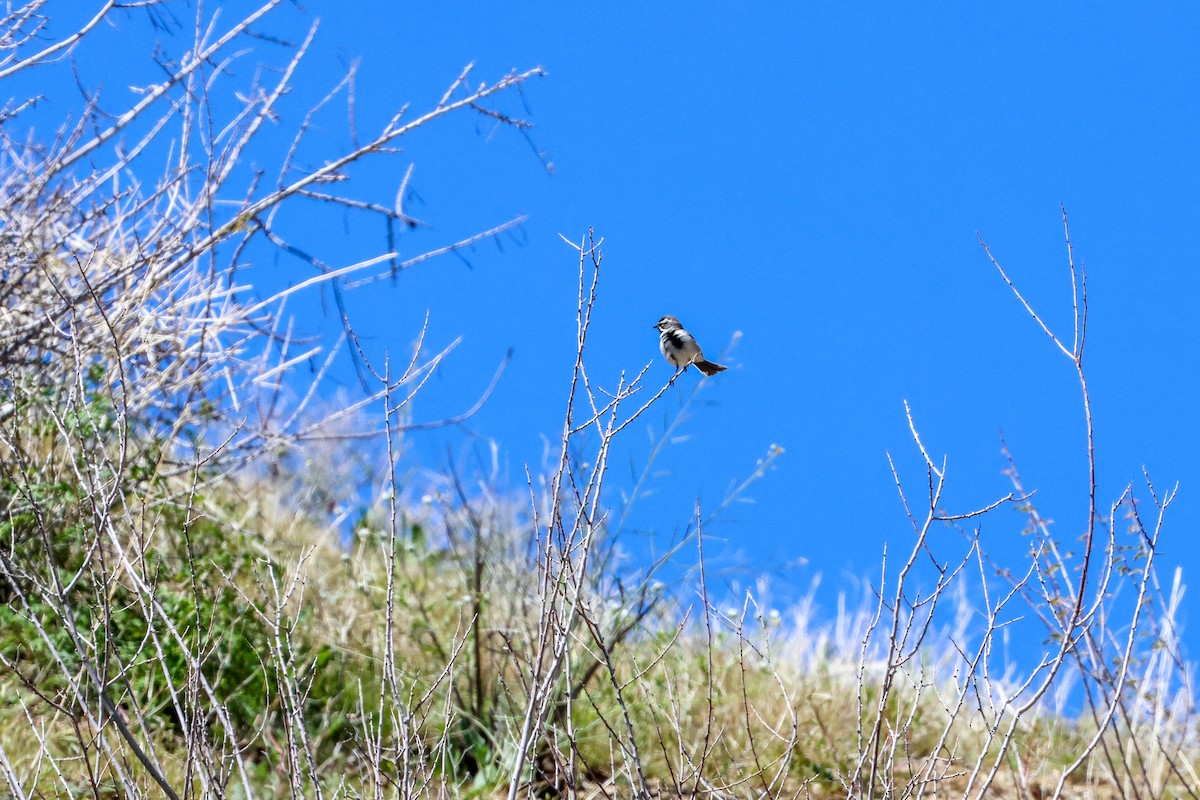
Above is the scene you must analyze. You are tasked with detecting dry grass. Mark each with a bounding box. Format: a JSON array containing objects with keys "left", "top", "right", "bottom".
[
  {"left": 1, "top": 2, "right": 1197, "bottom": 798},
  {"left": 4, "top": 451, "right": 1193, "bottom": 799}
]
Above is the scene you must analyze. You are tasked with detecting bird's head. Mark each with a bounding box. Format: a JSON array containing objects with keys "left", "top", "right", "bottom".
[{"left": 654, "top": 315, "right": 682, "bottom": 331}]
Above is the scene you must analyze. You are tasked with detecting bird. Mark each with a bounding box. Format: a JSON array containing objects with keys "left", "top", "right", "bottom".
[{"left": 653, "top": 315, "right": 727, "bottom": 376}]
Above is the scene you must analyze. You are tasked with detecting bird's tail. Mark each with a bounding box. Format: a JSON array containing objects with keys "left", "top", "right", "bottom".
[{"left": 695, "top": 359, "right": 727, "bottom": 376}]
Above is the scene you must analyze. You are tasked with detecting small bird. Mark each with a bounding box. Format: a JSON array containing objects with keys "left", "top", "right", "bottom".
[{"left": 653, "top": 315, "right": 727, "bottom": 376}]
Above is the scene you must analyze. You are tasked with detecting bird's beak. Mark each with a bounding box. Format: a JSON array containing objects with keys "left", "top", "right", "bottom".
[{"left": 650, "top": 324, "right": 658, "bottom": 329}]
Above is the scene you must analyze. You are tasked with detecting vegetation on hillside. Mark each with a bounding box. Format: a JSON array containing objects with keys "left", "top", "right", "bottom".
[{"left": 0, "top": 3, "right": 1195, "bottom": 798}]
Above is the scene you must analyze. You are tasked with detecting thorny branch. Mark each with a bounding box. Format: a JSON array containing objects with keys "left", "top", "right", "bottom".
[
  {"left": 848, "top": 210, "right": 1189, "bottom": 800},
  {"left": 0, "top": 2, "right": 544, "bottom": 797}
]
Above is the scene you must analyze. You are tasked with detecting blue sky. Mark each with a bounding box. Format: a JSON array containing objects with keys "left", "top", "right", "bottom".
[
  {"left": 318, "top": 3, "right": 1198, "bottom": 619},
  {"left": 24, "top": 4, "right": 1200, "bottom": 654},
  {"left": 295, "top": 3, "right": 1199, "bottom": 640}
]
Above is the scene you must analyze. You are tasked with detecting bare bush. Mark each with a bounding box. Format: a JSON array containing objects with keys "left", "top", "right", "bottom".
[
  {"left": 0, "top": 4, "right": 1195, "bottom": 799},
  {"left": 0, "top": 1, "right": 543, "bottom": 796},
  {"left": 842, "top": 209, "right": 1196, "bottom": 800}
]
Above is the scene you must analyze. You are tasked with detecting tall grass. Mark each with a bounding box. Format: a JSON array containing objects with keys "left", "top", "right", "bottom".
[{"left": 0, "top": 2, "right": 1195, "bottom": 797}]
